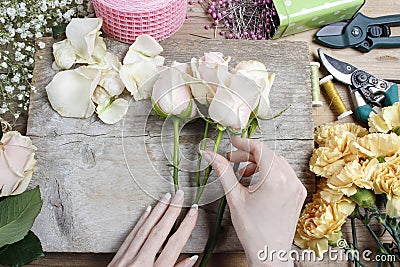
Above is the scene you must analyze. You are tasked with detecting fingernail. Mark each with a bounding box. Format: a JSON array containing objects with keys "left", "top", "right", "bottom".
[
  {"left": 189, "top": 204, "right": 198, "bottom": 217},
  {"left": 185, "top": 255, "right": 199, "bottom": 267},
  {"left": 145, "top": 205, "right": 152, "bottom": 213},
  {"left": 200, "top": 150, "right": 213, "bottom": 163},
  {"left": 161, "top": 192, "right": 172, "bottom": 205},
  {"left": 172, "top": 189, "right": 184, "bottom": 203}
]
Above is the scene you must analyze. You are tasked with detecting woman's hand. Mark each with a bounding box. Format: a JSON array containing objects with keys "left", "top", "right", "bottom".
[
  {"left": 201, "top": 136, "right": 307, "bottom": 266},
  {"left": 108, "top": 190, "right": 199, "bottom": 267}
]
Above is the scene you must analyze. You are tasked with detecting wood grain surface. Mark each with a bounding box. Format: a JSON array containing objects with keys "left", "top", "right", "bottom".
[
  {"left": 19, "top": 0, "right": 400, "bottom": 265},
  {"left": 27, "top": 37, "right": 314, "bottom": 253}
]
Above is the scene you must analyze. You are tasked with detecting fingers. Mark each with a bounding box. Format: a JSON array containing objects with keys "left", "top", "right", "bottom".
[
  {"left": 230, "top": 136, "right": 263, "bottom": 163},
  {"left": 136, "top": 190, "right": 185, "bottom": 260},
  {"left": 125, "top": 193, "right": 172, "bottom": 258},
  {"left": 174, "top": 255, "right": 199, "bottom": 267},
  {"left": 227, "top": 150, "right": 255, "bottom": 163},
  {"left": 237, "top": 162, "right": 258, "bottom": 177},
  {"left": 200, "top": 150, "right": 243, "bottom": 203},
  {"left": 111, "top": 205, "right": 152, "bottom": 262},
  {"left": 155, "top": 205, "right": 199, "bottom": 267}
]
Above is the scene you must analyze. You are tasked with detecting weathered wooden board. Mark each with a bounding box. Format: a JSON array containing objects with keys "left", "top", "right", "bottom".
[{"left": 27, "top": 37, "right": 314, "bottom": 253}]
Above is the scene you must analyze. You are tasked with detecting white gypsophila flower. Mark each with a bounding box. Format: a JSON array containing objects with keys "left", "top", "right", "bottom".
[
  {"left": 5, "top": 86, "right": 14, "bottom": 93},
  {"left": 6, "top": 7, "right": 16, "bottom": 20},
  {"left": 38, "top": 42, "right": 46, "bottom": 49}
]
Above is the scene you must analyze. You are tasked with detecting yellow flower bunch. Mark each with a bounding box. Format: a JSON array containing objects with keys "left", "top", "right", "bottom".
[{"left": 298, "top": 119, "right": 400, "bottom": 257}]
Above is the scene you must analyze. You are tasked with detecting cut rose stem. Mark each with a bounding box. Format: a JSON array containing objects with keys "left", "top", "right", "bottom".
[
  {"left": 173, "top": 117, "right": 180, "bottom": 192},
  {"left": 194, "top": 129, "right": 224, "bottom": 204},
  {"left": 196, "top": 121, "right": 210, "bottom": 187}
]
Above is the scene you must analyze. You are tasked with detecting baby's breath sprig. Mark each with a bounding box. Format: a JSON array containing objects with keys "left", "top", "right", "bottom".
[{"left": 0, "top": 0, "right": 95, "bottom": 124}]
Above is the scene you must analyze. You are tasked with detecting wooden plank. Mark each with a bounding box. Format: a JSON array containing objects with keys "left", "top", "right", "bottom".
[{"left": 27, "top": 37, "right": 314, "bottom": 253}]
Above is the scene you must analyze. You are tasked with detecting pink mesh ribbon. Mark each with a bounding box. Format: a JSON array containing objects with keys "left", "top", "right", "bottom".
[{"left": 93, "top": 0, "right": 187, "bottom": 43}]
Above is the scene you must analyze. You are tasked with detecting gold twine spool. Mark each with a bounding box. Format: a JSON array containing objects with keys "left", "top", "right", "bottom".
[
  {"left": 320, "top": 75, "right": 353, "bottom": 120},
  {"left": 310, "top": 62, "right": 322, "bottom": 107}
]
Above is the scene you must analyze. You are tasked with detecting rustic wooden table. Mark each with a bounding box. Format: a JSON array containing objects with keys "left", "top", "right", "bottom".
[{"left": 19, "top": 0, "right": 400, "bottom": 266}]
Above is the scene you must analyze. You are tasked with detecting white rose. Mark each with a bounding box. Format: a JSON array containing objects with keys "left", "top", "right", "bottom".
[
  {"left": 234, "top": 60, "right": 275, "bottom": 119},
  {"left": 209, "top": 71, "right": 261, "bottom": 131},
  {"left": 0, "top": 131, "right": 37, "bottom": 197}
]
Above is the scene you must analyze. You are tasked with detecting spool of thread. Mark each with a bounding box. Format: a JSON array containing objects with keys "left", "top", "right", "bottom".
[
  {"left": 93, "top": 0, "right": 187, "bottom": 43},
  {"left": 310, "top": 62, "right": 323, "bottom": 107},
  {"left": 320, "top": 75, "right": 353, "bottom": 120}
]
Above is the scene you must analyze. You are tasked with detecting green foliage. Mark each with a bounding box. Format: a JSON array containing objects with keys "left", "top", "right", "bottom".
[
  {"left": 0, "top": 187, "right": 42, "bottom": 248},
  {"left": 0, "top": 231, "right": 44, "bottom": 267}
]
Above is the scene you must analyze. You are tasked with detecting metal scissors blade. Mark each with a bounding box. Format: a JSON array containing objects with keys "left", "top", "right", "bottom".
[
  {"left": 315, "top": 22, "right": 350, "bottom": 48},
  {"left": 317, "top": 48, "right": 357, "bottom": 85}
]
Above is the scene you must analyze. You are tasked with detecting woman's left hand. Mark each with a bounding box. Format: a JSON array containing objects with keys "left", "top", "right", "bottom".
[{"left": 108, "top": 190, "right": 199, "bottom": 267}]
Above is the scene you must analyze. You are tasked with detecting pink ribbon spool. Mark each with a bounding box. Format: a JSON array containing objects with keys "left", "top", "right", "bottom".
[{"left": 93, "top": 0, "right": 187, "bottom": 43}]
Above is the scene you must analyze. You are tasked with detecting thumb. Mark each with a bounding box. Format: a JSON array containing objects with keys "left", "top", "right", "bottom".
[{"left": 200, "top": 150, "right": 242, "bottom": 202}]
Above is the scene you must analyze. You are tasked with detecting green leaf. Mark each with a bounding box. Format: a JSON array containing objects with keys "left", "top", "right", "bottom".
[
  {"left": 52, "top": 25, "right": 66, "bottom": 39},
  {"left": 0, "top": 187, "right": 42, "bottom": 247},
  {"left": 0, "top": 231, "right": 44, "bottom": 267}
]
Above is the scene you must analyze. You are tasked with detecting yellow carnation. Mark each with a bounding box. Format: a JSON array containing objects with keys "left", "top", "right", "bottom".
[
  {"left": 310, "top": 132, "right": 358, "bottom": 178},
  {"left": 371, "top": 155, "right": 400, "bottom": 217},
  {"left": 294, "top": 189, "right": 355, "bottom": 257},
  {"left": 314, "top": 123, "right": 368, "bottom": 146},
  {"left": 327, "top": 159, "right": 377, "bottom": 197},
  {"left": 351, "top": 133, "right": 400, "bottom": 158},
  {"left": 369, "top": 112, "right": 391, "bottom": 133},
  {"left": 369, "top": 102, "right": 400, "bottom": 133}
]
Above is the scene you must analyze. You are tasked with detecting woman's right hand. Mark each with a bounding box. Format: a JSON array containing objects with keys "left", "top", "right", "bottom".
[{"left": 201, "top": 136, "right": 307, "bottom": 266}]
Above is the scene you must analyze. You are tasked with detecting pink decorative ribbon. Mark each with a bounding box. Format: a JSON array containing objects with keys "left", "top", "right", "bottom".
[{"left": 93, "top": 0, "right": 187, "bottom": 43}]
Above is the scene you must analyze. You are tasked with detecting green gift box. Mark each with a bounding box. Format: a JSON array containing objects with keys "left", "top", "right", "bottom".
[{"left": 272, "top": 0, "right": 365, "bottom": 38}]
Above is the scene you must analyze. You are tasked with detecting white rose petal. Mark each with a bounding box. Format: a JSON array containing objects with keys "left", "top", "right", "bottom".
[
  {"left": 53, "top": 39, "right": 76, "bottom": 70},
  {"left": 119, "top": 61, "right": 159, "bottom": 100},
  {"left": 66, "top": 18, "right": 105, "bottom": 61},
  {"left": 123, "top": 49, "right": 165, "bottom": 66},
  {"left": 92, "top": 86, "right": 111, "bottom": 105},
  {"left": 131, "top": 34, "right": 163, "bottom": 57},
  {"left": 92, "top": 52, "right": 122, "bottom": 71},
  {"left": 97, "top": 98, "right": 129, "bottom": 124},
  {"left": 99, "top": 69, "right": 125, "bottom": 97},
  {"left": 46, "top": 67, "right": 100, "bottom": 118}
]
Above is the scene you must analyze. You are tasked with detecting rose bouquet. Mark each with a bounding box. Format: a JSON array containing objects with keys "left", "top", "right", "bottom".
[
  {"left": 0, "top": 120, "right": 43, "bottom": 266},
  {"left": 295, "top": 103, "right": 400, "bottom": 266}
]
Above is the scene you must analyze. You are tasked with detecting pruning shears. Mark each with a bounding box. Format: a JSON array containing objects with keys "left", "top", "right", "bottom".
[
  {"left": 316, "top": 13, "right": 400, "bottom": 52},
  {"left": 318, "top": 48, "right": 399, "bottom": 124}
]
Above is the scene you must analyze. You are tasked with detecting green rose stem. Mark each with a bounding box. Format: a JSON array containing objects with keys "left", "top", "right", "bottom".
[
  {"left": 196, "top": 121, "right": 210, "bottom": 187},
  {"left": 199, "top": 129, "right": 249, "bottom": 267},
  {"left": 172, "top": 117, "right": 181, "bottom": 192},
  {"left": 194, "top": 128, "right": 225, "bottom": 204}
]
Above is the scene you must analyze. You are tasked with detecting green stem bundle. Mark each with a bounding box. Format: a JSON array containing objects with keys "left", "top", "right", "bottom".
[{"left": 199, "top": 128, "right": 249, "bottom": 267}]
